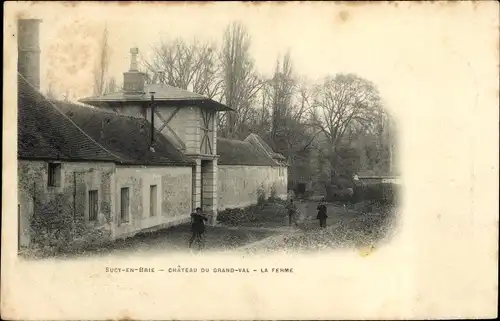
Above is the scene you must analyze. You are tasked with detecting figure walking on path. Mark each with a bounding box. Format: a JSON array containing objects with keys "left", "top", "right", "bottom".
[
  {"left": 286, "top": 199, "right": 300, "bottom": 228},
  {"left": 316, "top": 198, "right": 328, "bottom": 228},
  {"left": 189, "top": 207, "right": 208, "bottom": 250}
]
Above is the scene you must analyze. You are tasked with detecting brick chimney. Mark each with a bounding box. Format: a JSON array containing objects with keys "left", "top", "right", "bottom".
[
  {"left": 123, "top": 47, "right": 146, "bottom": 95},
  {"left": 18, "top": 19, "right": 42, "bottom": 90}
]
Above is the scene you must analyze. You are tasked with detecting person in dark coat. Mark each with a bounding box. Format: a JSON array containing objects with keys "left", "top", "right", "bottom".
[
  {"left": 316, "top": 198, "right": 328, "bottom": 228},
  {"left": 189, "top": 207, "right": 208, "bottom": 249}
]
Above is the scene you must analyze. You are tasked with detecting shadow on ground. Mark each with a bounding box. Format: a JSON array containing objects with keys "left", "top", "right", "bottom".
[{"left": 20, "top": 223, "right": 279, "bottom": 260}]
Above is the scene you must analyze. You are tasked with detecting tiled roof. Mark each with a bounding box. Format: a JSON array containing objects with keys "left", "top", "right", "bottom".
[
  {"left": 217, "top": 138, "right": 277, "bottom": 166},
  {"left": 244, "top": 133, "right": 286, "bottom": 161},
  {"left": 79, "top": 84, "right": 233, "bottom": 111},
  {"left": 18, "top": 74, "right": 192, "bottom": 166},
  {"left": 55, "top": 102, "right": 193, "bottom": 166},
  {"left": 18, "top": 75, "right": 119, "bottom": 162}
]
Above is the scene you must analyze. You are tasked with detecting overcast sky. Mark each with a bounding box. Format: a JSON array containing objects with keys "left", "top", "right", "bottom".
[{"left": 11, "top": 1, "right": 497, "bottom": 122}]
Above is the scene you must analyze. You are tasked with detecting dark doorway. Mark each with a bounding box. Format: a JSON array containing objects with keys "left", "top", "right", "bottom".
[
  {"left": 192, "top": 165, "right": 197, "bottom": 210},
  {"left": 200, "top": 160, "right": 211, "bottom": 212}
]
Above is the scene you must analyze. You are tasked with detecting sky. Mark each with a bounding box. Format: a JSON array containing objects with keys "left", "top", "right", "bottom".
[{"left": 10, "top": 1, "right": 497, "bottom": 121}]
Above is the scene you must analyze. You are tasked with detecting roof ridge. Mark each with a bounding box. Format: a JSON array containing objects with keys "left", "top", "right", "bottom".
[
  {"left": 146, "top": 83, "right": 207, "bottom": 98},
  {"left": 18, "top": 72, "right": 123, "bottom": 162},
  {"left": 247, "top": 134, "right": 275, "bottom": 160},
  {"left": 59, "top": 101, "right": 147, "bottom": 121},
  {"left": 217, "top": 137, "right": 251, "bottom": 144}
]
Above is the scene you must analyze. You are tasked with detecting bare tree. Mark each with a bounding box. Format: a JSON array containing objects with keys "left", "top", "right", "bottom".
[
  {"left": 376, "top": 110, "right": 398, "bottom": 174},
  {"left": 264, "top": 53, "right": 317, "bottom": 155},
  {"left": 93, "top": 25, "right": 109, "bottom": 96},
  {"left": 219, "top": 21, "right": 263, "bottom": 138},
  {"left": 311, "top": 73, "right": 382, "bottom": 182},
  {"left": 44, "top": 69, "right": 58, "bottom": 100},
  {"left": 63, "top": 90, "right": 70, "bottom": 102},
  {"left": 144, "top": 37, "right": 223, "bottom": 99},
  {"left": 268, "top": 51, "right": 296, "bottom": 141},
  {"left": 105, "top": 76, "right": 117, "bottom": 94},
  {"left": 45, "top": 81, "right": 57, "bottom": 100}
]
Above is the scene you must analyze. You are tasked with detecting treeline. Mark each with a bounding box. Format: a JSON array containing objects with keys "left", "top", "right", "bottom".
[
  {"left": 140, "top": 22, "right": 398, "bottom": 190},
  {"left": 70, "top": 22, "right": 397, "bottom": 191}
]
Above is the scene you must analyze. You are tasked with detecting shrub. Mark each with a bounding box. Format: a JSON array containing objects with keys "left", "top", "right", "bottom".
[
  {"left": 269, "top": 184, "right": 278, "bottom": 202},
  {"left": 325, "top": 181, "right": 399, "bottom": 207},
  {"left": 216, "top": 202, "right": 287, "bottom": 226},
  {"left": 353, "top": 183, "right": 398, "bottom": 206},
  {"left": 30, "top": 193, "right": 75, "bottom": 253},
  {"left": 257, "top": 183, "right": 266, "bottom": 206},
  {"left": 28, "top": 192, "right": 112, "bottom": 256}
]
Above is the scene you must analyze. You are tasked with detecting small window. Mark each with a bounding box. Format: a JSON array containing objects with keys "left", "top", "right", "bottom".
[
  {"left": 47, "top": 163, "right": 61, "bottom": 187},
  {"left": 88, "top": 190, "right": 98, "bottom": 221},
  {"left": 120, "top": 187, "right": 130, "bottom": 223},
  {"left": 150, "top": 185, "right": 158, "bottom": 217}
]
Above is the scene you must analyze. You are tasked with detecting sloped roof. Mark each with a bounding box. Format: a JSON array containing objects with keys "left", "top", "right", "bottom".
[
  {"left": 55, "top": 102, "right": 193, "bottom": 166},
  {"left": 79, "top": 83, "right": 233, "bottom": 111},
  {"left": 18, "top": 74, "right": 192, "bottom": 166},
  {"left": 217, "top": 138, "right": 277, "bottom": 166},
  {"left": 244, "top": 133, "right": 286, "bottom": 161},
  {"left": 18, "top": 75, "right": 119, "bottom": 162}
]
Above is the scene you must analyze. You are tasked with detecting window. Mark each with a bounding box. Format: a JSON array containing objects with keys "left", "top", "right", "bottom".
[
  {"left": 88, "top": 190, "right": 98, "bottom": 221},
  {"left": 47, "top": 163, "right": 61, "bottom": 187},
  {"left": 120, "top": 187, "right": 130, "bottom": 223},
  {"left": 150, "top": 185, "right": 158, "bottom": 217}
]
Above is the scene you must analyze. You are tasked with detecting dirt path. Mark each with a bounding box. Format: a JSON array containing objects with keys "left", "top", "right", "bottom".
[{"left": 236, "top": 201, "right": 397, "bottom": 253}]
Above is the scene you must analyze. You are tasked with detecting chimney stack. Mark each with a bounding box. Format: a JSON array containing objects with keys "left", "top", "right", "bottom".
[
  {"left": 123, "top": 47, "right": 145, "bottom": 95},
  {"left": 130, "top": 47, "right": 139, "bottom": 71},
  {"left": 18, "top": 19, "right": 42, "bottom": 90}
]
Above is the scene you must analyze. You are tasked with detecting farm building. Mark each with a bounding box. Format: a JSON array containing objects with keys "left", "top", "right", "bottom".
[{"left": 16, "top": 19, "right": 287, "bottom": 250}]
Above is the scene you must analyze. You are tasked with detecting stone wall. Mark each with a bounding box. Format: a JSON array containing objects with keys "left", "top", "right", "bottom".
[
  {"left": 114, "top": 165, "right": 192, "bottom": 238},
  {"left": 17, "top": 160, "right": 115, "bottom": 249},
  {"left": 218, "top": 165, "right": 288, "bottom": 210}
]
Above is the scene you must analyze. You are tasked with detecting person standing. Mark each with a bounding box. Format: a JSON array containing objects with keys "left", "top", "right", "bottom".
[
  {"left": 189, "top": 207, "right": 208, "bottom": 249},
  {"left": 316, "top": 198, "right": 328, "bottom": 228},
  {"left": 286, "top": 199, "right": 299, "bottom": 227}
]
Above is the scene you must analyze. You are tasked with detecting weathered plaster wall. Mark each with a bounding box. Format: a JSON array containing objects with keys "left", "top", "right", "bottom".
[
  {"left": 17, "top": 160, "right": 115, "bottom": 248},
  {"left": 145, "top": 105, "right": 199, "bottom": 154},
  {"left": 114, "top": 165, "right": 192, "bottom": 238},
  {"left": 218, "top": 165, "right": 288, "bottom": 210}
]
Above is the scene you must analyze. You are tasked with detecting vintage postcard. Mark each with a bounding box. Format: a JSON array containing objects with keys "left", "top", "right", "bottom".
[{"left": 2, "top": 1, "right": 498, "bottom": 320}]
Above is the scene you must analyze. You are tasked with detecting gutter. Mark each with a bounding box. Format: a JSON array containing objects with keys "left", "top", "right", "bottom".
[
  {"left": 19, "top": 157, "right": 194, "bottom": 167},
  {"left": 79, "top": 98, "right": 234, "bottom": 112}
]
